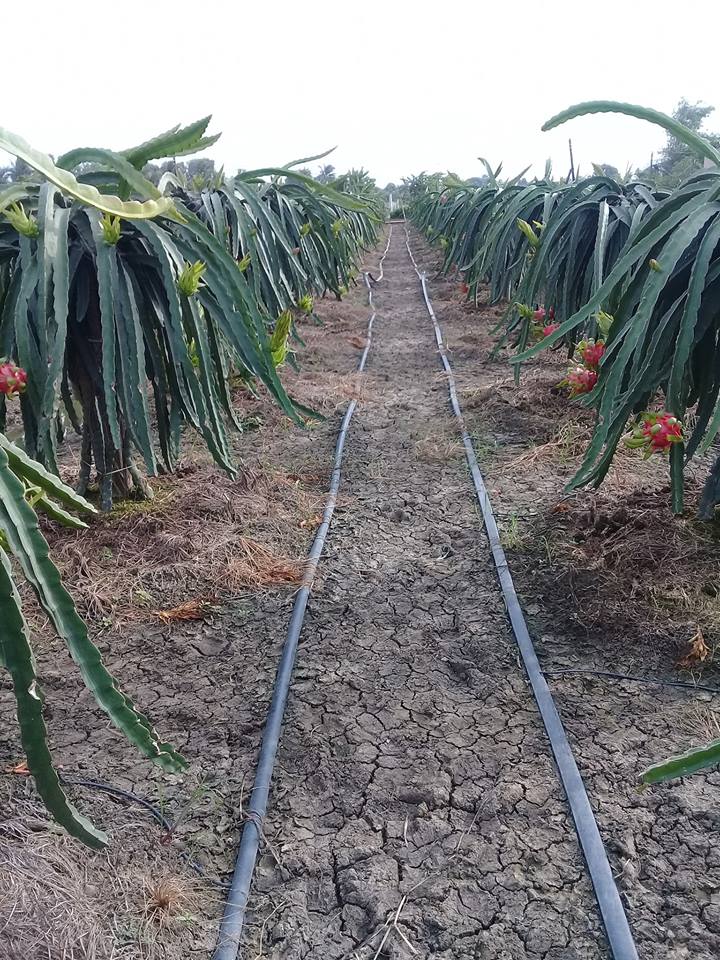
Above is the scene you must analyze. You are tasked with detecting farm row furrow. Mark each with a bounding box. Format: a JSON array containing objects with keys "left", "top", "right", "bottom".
[{"left": 232, "top": 227, "right": 610, "bottom": 960}]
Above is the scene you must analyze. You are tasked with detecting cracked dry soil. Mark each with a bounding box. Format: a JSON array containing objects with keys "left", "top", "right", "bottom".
[{"left": 238, "top": 230, "right": 607, "bottom": 959}]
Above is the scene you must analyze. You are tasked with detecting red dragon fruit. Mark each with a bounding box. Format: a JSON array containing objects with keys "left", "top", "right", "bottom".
[
  {"left": 625, "top": 411, "right": 682, "bottom": 456},
  {"left": 564, "top": 366, "right": 597, "bottom": 397},
  {"left": 460, "top": 282, "right": 469, "bottom": 295},
  {"left": 0, "top": 360, "right": 27, "bottom": 397},
  {"left": 533, "top": 307, "right": 546, "bottom": 322},
  {"left": 542, "top": 323, "right": 560, "bottom": 337},
  {"left": 577, "top": 339, "right": 606, "bottom": 370}
]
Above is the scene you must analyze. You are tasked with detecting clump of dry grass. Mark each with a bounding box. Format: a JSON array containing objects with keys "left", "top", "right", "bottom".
[
  {"left": 0, "top": 820, "right": 112, "bottom": 960},
  {"left": 414, "top": 434, "right": 463, "bottom": 464},
  {"left": 288, "top": 369, "right": 376, "bottom": 412},
  {"left": 679, "top": 701, "right": 720, "bottom": 745},
  {"left": 504, "top": 420, "right": 590, "bottom": 470},
  {"left": 0, "top": 809, "right": 214, "bottom": 960},
  {"left": 224, "top": 536, "right": 304, "bottom": 590},
  {"left": 16, "top": 452, "right": 325, "bottom": 640},
  {"left": 142, "top": 875, "right": 196, "bottom": 929}
]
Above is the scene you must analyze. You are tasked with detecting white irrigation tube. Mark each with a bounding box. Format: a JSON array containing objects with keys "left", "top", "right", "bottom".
[
  {"left": 213, "top": 228, "right": 392, "bottom": 960},
  {"left": 403, "top": 227, "right": 639, "bottom": 960}
]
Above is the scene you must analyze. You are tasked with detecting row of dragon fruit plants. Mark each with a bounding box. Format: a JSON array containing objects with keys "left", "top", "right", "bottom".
[
  {"left": 412, "top": 101, "right": 719, "bottom": 520},
  {"left": 0, "top": 119, "right": 381, "bottom": 844},
  {"left": 412, "top": 101, "right": 720, "bottom": 783}
]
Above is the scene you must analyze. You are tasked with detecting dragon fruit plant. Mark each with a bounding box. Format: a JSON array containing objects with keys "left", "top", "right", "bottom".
[{"left": 0, "top": 433, "right": 184, "bottom": 848}]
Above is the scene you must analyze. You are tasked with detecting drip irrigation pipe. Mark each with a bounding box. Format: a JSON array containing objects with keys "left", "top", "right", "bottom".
[
  {"left": 404, "top": 227, "right": 639, "bottom": 960},
  {"left": 60, "top": 776, "right": 175, "bottom": 833},
  {"left": 60, "top": 776, "right": 232, "bottom": 889},
  {"left": 213, "top": 227, "right": 393, "bottom": 960},
  {"left": 545, "top": 668, "right": 720, "bottom": 696}
]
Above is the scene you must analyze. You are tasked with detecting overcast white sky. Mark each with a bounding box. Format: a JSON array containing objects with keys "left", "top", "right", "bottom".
[{"left": 2, "top": 1, "right": 718, "bottom": 186}]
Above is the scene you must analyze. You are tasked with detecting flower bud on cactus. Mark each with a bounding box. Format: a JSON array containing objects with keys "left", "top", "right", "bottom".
[
  {"left": 4, "top": 202, "right": 38, "bottom": 238},
  {"left": 596, "top": 310, "right": 614, "bottom": 337},
  {"left": 563, "top": 366, "right": 597, "bottom": 397},
  {"left": 0, "top": 360, "right": 28, "bottom": 397},
  {"left": 270, "top": 310, "right": 293, "bottom": 367},
  {"left": 298, "top": 294, "right": 313, "bottom": 314},
  {"left": 237, "top": 253, "right": 251, "bottom": 272},
  {"left": 100, "top": 213, "right": 121, "bottom": 245},
  {"left": 624, "top": 411, "right": 682, "bottom": 456},
  {"left": 300, "top": 222, "right": 312, "bottom": 237},
  {"left": 516, "top": 218, "right": 540, "bottom": 249},
  {"left": 178, "top": 260, "right": 206, "bottom": 297}
]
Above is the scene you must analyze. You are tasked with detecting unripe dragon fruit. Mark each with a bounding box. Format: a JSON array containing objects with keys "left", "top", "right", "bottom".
[
  {"left": 564, "top": 366, "right": 597, "bottom": 397},
  {"left": 0, "top": 360, "right": 27, "bottom": 397},
  {"left": 625, "top": 411, "right": 682, "bottom": 456},
  {"left": 577, "top": 339, "right": 605, "bottom": 370}
]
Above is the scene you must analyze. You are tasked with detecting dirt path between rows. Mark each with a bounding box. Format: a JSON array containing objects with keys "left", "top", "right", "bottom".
[{"left": 236, "top": 228, "right": 607, "bottom": 959}]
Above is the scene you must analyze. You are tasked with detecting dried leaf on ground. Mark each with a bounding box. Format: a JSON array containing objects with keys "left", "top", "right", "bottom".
[
  {"left": 678, "top": 626, "right": 711, "bottom": 667},
  {"left": 153, "top": 598, "right": 214, "bottom": 624}
]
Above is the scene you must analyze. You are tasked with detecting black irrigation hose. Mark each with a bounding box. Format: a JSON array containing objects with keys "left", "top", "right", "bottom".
[
  {"left": 60, "top": 777, "right": 175, "bottom": 833},
  {"left": 404, "top": 228, "right": 639, "bottom": 960},
  {"left": 213, "top": 228, "right": 393, "bottom": 960},
  {"left": 545, "top": 668, "right": 720, "bottom": 696},
  {"left": 60, "top": 777, "right": 232, "bottom": 889}
]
